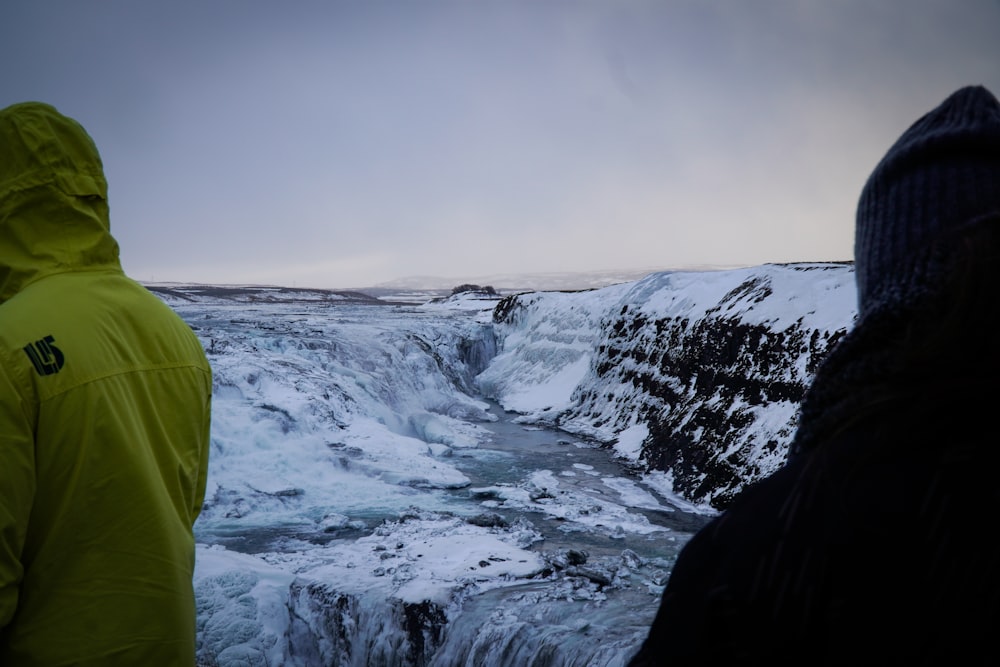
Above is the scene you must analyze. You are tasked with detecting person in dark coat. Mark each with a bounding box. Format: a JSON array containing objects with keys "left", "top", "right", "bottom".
[{"left": 627, "top": 84, "right": 1000, "bottom": 665}]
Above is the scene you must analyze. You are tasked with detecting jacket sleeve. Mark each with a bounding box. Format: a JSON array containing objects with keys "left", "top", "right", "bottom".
[{"left": 0, "top": 366, "right": 36, "bottom": 630}]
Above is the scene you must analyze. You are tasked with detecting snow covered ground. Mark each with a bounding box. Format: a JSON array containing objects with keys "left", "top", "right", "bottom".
[{"left": 155, "top": 264, "right": 856, "bottom": 665}]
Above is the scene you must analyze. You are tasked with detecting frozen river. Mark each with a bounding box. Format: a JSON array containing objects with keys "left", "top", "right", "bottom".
[
  {"left": 197, "top": 404, "right": 708, "bottom": 666},
  {"left": 162, "top": 292, "right": 714, "bottom": 665},
  {"left": 197, "top": 400, "right": 708, "bottom": 560}
]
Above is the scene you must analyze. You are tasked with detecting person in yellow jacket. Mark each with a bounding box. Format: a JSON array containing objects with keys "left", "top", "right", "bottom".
[{"left": 0, "top": 102, "right": 212, "bottom": 665}]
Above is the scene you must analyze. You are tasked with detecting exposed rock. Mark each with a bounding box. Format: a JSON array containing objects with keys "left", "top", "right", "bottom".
[{"left": 486, "top": 263, "right": 856, "bottom": 511}]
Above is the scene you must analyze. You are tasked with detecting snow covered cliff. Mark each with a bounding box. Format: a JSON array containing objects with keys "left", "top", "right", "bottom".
[{"left": 478, "top": 262, "right": 857, "bottom": 510}]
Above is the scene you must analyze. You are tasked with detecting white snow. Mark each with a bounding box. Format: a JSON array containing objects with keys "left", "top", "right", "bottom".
[{"left": 171, "top": 264, "right": 857, "bottom": 665}]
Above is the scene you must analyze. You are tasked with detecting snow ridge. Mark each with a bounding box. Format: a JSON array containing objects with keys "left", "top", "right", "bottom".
[{"left": 480, "top": 263, "right": 857, "bottom": 510}]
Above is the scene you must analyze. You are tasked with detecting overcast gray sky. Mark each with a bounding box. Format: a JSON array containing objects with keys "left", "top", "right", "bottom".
[{"left": 3, "top": 1, "right": 998, "bottom": 288}]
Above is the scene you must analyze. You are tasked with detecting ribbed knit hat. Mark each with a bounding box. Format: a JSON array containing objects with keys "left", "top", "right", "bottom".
[{"left": 854, "top": 85, "right": 1000, "bottom": 319}]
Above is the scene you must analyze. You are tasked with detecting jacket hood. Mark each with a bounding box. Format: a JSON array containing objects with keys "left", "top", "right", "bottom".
[{"left": 0, "top": 101, "right": 121, "bottom": 302}]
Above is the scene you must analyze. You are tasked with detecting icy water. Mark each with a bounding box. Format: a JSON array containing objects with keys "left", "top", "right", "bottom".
[
  {"left": 425, "top": 406, "right": 712, "bottom": 666},
  {"left": 177, "top": 297, "right": 713, "bottom": 665},
  {"left": 198, "top": 402, "right": 709, "bottom": 562},
  {"left": 195, "top": 401, "right": 705, "bottom": 665},
  {"left": 447, "top": 403, "right": 711, "bottom": 560}
]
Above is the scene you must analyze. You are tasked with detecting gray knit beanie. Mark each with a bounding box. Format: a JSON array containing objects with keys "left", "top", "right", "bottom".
[{"left": 854, "top": 85, "right": 1000, "bottom": 319}]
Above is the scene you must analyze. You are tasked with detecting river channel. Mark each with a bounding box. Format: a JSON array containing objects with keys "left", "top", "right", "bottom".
[
  {"left": 446, "top": 402, "right": 712, "bottom": 561},
  {"left": 178, "top": 297, "right": 713, "bottom": 664}
]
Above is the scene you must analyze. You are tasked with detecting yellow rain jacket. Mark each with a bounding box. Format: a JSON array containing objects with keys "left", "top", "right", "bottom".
[{"left": 0, "top": 102, "right": 212, "bottom": 665}]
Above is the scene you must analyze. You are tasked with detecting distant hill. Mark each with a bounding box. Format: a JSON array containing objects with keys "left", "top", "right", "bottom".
[
  {"left": 144, "top": 268, "right": 748, "bottom": 306},
  {"left": 143, "top": 266, "right": 761, "bottom": 307},
  {"left": 143, "top": 283, "right": 399, "bottom": 305},
  {"left": 368, "top": 266, "right": 743, "bottom": 293}
]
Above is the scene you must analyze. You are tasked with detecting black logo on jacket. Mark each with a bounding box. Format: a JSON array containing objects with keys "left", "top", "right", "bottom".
[{"left": 23, "top": 335, "right": 65, "bottom": 376}]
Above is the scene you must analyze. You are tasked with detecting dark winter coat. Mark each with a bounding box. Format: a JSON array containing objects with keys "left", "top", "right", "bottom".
[{"left": 628, "top": 326, "right": 1000, "bottom": 664}]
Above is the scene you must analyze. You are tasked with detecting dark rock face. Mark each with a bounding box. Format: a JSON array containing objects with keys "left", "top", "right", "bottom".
[
  {"left": 287, "top": 579, "right": 448, "bottom": 667},
  {"left": 613, "top": 312, "right": 843, "bottom": 510},
  {"left": 450, "top": 283, "right": 498, "bottom": 296},
  {"left": 489, "top": 264, "right": 856, "bottom": 511}
]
